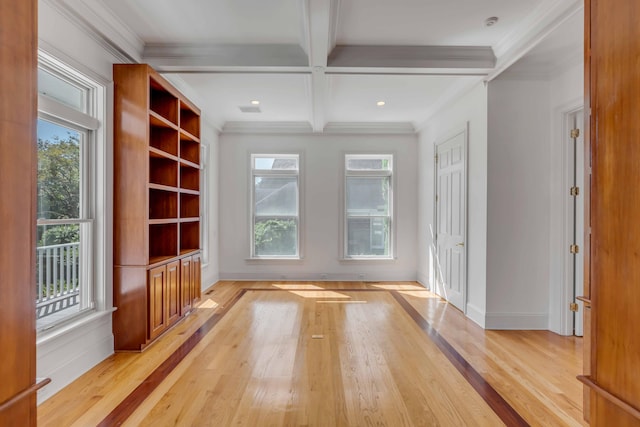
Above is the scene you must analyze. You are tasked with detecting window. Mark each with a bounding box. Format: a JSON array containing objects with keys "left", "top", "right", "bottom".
[
  {"left": 36, "top": 54, "right": 102, "bottom": 331},
  {"left": 344, "top": 154, "right": 393, "bottom": 258},
  {"left": 251, "top": 154, "right": 300, "bottom": 258}
]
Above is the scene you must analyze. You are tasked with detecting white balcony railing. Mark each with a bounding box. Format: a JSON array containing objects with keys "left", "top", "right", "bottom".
[{"left": 36, "top": 242, "right": 80, "bottom": 319}]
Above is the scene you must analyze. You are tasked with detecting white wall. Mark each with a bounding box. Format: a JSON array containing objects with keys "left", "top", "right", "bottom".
[
  {"left": 218, "top": 133, "right": 418, "bottom": 281},
  {"left": 201, "top": 124, "right": 221, "bottom": 288},
  {"left": 486, "top": 77, "right": 551, "bottom": 329},
  {"left": 417, "top": 83, "right": 488, "bottom": 327}
]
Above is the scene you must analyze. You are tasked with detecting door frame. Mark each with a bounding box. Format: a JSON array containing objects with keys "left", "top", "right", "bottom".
[
  {"left": 549, "top": 100, "right": 584, "bottom": 335},
  {"left": 433, "top": 123, "right": 469, "bottom": 313}
]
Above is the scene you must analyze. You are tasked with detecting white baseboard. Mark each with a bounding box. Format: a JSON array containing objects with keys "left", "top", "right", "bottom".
[
  {"left": 37, "top": 312, "right": 114, "bottom": 403},
  {"left": 219, "top": 271, "right": 418, "bottom": 282},
  {"left": 202, "top": 271, "right": 219, "bottom": 290},
  {"left": 484, "top": 312, "right": 549, "bottom": 330},
  {"left": 416, "top": 271, "right": 431, "bottom": 290},
  {"left": 465, "top": 303, "right": 486, "bottom": 328}
]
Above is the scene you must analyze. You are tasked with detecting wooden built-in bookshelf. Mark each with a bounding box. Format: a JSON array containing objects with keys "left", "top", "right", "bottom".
[{"left": 113, "top": 64, "right": 202, "bottom": 351}]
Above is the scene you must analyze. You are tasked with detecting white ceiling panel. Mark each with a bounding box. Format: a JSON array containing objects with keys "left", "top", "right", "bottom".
[
  {"left": 336, "top": 0, "right": 544, "bottom": 47},
  {"left": 176, "top": 73, "right": 311, "bottom": 125},
  {"left": 326, "top": 74, "right": 478, "bottom": 124},
  {"left": 103, "top": 0, "right": 304, "bottom": 44}
]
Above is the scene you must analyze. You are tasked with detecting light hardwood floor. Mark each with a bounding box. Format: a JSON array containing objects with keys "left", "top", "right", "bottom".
[{"left": 38, "top": 281, "right": 585, "bottom": 426}]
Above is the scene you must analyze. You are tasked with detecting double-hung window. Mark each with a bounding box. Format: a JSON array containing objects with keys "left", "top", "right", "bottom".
[
  {"left": 251, "top": 154, "right": 300, "bottom": 258},
  {"left": 36, "top": 54, "right": 101, "bottom": 330},
  {"left": 344, "top": 154, "right": 393, "bottom": 259}
]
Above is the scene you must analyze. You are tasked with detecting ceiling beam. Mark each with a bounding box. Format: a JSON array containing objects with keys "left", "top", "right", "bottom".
[
  {"left": 143, "top": 43, "right": 308, "bottom": 70},
  {"left": 306, "top": 0, "right": 334, "bottom": 132},
  {"left": 328, "top": 45, "right": 496, "bottom": 69}
]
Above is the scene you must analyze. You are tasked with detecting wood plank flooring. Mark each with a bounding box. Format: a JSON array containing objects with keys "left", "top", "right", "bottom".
[{"left": 37, "top": 281, "right": 585, "bottom": 426}]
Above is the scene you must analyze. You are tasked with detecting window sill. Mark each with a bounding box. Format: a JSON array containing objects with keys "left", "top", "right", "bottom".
[
  {"left": 36, "top": 307, "right": 116, "bottom": 346},
  {"left": 245, "top": 257, "right": 304, "bottom": 264},
  {"left": 339, "top": 257, "right": 397, "bottom": 263}
]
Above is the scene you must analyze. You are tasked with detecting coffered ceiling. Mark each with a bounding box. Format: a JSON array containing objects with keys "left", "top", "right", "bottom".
[{"left": 48, "top": 0, "right": 583, "bottom": 132}]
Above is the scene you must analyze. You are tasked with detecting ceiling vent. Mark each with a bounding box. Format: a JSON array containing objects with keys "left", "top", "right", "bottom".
[{"left": 239, "top": 105, "right": 261, "bottom": 113}]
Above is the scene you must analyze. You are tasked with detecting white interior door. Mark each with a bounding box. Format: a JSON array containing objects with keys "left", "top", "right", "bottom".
[
  {"left": 572, "top": 110, "right": 585, "bottom": 336},
  {"left": 435, "top": 130, "right": 467, "bottom": 311}
]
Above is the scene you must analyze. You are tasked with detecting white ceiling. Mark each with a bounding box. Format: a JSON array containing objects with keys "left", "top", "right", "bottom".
[
  {"left": 105, "top": 0, "right": 304, "bottom": 45},
  {"left": 335, "top": 0, "right": 542, "bottom": 46},
  {"left": 57, "top": 0, "right": 584, "bottom": 132}
]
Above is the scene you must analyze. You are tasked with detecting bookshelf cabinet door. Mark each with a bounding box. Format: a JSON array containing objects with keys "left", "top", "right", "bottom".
[{"left": 148, "top": 265, "right": 168, "bottom": 340}]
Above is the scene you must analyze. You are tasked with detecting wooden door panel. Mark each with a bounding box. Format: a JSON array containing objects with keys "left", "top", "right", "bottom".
[
  {"left": 180, "top": 256, "right": 192, "bottom": 315},
  {"left": 585, "top": 0, "right": 640, "bottom": 423},
  {"left": 166, "top": 260, "right": 180, "bottom": 325},
  {"left": 192, "top": 253, "right": 202, "bottom": 303},
  {"left": 148, "top": 265, "right": 167, "bottom": 340},
  {"left": 0, "top": 0, "right": 37, "bottom": 422}
]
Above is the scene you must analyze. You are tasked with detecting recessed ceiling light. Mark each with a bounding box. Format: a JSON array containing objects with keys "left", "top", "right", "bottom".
[
  {"left": 485, "top": 16, "right": 499, "bottom": 27},
  {"left": 377, "top": 101, "right": 386, "bottom": 107},
  {"left": 250, "top": 100, "right": 260, "bottom": 105}
]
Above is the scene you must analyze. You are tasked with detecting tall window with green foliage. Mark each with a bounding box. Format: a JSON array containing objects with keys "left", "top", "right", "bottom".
[
  {"left": 36, "top": 57, "right": 98, "bottom": 330},
  {"left": 344, "top": 154, "right": 393, "bottom": 258},
  {"left": 251, "top": 154, "right": 300, "bottom": 258}
]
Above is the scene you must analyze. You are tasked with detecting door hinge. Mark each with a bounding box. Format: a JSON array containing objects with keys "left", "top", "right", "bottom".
[
  {"left": 570, "top": 128, "right": 580, "bottom": 139},
  {"left": 570, "top": 302, "right": 579, "bottom": 312},
  {"left": 435, "top": 154, "right": 439, "bottom": 163},
  {"left": 436, "top": 194, "right": 439, "bottom": 202},
  {"left": 570, "top": 187, "right": 580, "bottom": 196},
  {"left": 570, "top": 244, "right": 580, "bottom": 254}
]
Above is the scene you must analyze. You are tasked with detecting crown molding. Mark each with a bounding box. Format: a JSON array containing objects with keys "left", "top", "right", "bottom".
[
  {"left": 44, "top": 0, "right": 144, "bottom": 63},
  {"left": 496, "top": 48, "right": 583, "bottom": 82},
  {"left": 222, "top": 121, "right": 314, "bottom": 134},
  {"left": 328, "top": 45, "right": 496, "bottom": 69},
  {"left": 324, "top": 122, "right": 415, "bottom": 134},
  {"left": 143, "top": 43, "right": 309, "bottom": 68},
  {"left": 488, "top": 0, "right": 583, "bottom": 81},
  {"left": 221, "top": 121, "right": 415, "bottom": 135}
]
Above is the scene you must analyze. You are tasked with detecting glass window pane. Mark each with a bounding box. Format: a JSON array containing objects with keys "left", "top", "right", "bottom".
[
  {"left": 254, "top": 218, "right": 297, "bottom": 256},
  {"left": 36, "top": 223, "right": 83, "bottom": 329},
  {"left": 253, "top": 156, "right": 298, "bottom": 171},
  {"left": 346, "top": 155, "right": 392, "bottom": 171},
  {"left": 37, "top": 119, "right": 81, "bottom": 220},
  {"left": 38, "top": 68, "right": 86, "bottom": 112},
  {"left": 347, "top": 217, "right": 390, "bottom": 256},
  {"left": 346, "top": 177, "right": 389, "bottom": 215},
  {"left": 254, "top": 176, "right": 297, "bottom": 216}
]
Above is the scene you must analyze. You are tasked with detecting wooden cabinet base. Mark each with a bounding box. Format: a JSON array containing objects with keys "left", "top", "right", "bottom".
[{"left": 114, "top": 253, "right": 201, "bottom": 352}]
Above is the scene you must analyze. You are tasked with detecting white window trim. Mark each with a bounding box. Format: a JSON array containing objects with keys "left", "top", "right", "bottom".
[
  {"left": 249, "top": 153, "right": 303, "bottom": 260},
  {"left": 341, "top": 152, "right": 397, "bottom": 261},
  {"left": 35, "top": 51, "right": 111, "bottom": 337}
]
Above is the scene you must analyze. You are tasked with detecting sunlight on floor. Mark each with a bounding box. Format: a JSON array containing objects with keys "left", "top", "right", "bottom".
[
  {"left": 272, "top": 284, "right": 324, "bottom": 290},
  {"left": 285, "top": 290, "right": 351, "bottom": 299},
  {"left": 198, "top": 299, "right": 219, "bottom": 309}
]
